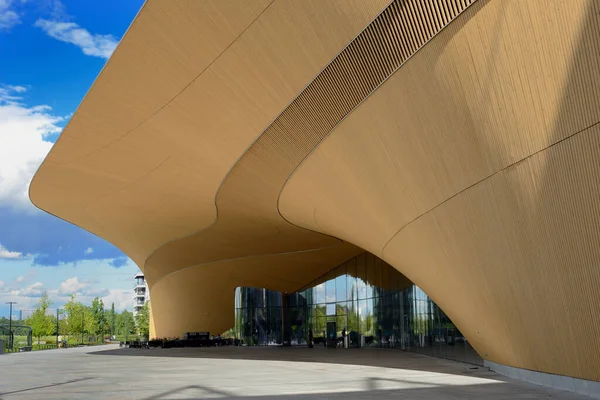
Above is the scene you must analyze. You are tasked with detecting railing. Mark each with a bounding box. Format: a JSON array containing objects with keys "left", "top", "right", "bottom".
[
  {"left": 33, "top": 344, "right": 57, "bottom": 351},
  {"left": 3, "top": 344, "right": 58, "bottom": 353}
]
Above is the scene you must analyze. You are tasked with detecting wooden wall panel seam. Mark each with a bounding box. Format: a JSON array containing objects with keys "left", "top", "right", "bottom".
[{"left": 381, "top": 119, "right": 600, "bottom": 256}]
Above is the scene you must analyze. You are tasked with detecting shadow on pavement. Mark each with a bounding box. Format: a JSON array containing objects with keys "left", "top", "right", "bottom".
[
  {"left": 88, "top": 346, "right": 494, "bottom": 379},
  {"left": 140, "top": 379, "right": 573, "bottom": 400},
  {"left": 0, "top": 377, "right": 96, "bottom": 397}
]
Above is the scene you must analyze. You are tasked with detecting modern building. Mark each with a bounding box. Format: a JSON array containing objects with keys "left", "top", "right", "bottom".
[
  {"left": 29, "top": 0, "right": 600, "bottom": 393},
  {"left": 133, "top": 272, "right": 149, "bottom": 319}
]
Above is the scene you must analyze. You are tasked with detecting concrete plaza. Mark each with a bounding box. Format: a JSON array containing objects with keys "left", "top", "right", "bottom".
[{"left": 0, "top": 345, "right": 591, "bottom": 399}]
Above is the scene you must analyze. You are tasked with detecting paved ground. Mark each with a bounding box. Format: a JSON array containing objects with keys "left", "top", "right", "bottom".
[{"left": 0, "top": 345, "right": 591, "bottom": 399}]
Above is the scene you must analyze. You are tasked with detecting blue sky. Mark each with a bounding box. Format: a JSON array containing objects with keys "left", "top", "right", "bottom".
[{"left": 0, "top": 0, "right": 145, "bottom": 317}]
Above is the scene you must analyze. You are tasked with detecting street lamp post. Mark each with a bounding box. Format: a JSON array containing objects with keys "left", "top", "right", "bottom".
[{"left": 5, "top": 301, "right": 16, "bottom": 351}]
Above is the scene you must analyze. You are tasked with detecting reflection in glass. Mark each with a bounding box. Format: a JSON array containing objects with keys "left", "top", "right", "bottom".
[
  {"left": 357, "top": 254, "right": 367, "bottom": 299},
  {"left": 365, "top": 254, "right": 374, "bottom": 299},
  {"left": 358, "top": 299, "right": 367, "bottom": 336},
  {"left": 347, "top": 273, "right": 357, "bottom": 303},
  {"left": 315, "top": 283, "right": 326, "bottom": 304},
  {"left": 325, "top": 278, "right": 336, "bottom": 303},
  {"left": 233, "top": 253, "right": 482, "bottom": 366},
  {"left": 335, "top": 274, "right": 347, "bottom": 302},
  {"left": 326, "top": 303, "right": 336, "bottom": 316}
]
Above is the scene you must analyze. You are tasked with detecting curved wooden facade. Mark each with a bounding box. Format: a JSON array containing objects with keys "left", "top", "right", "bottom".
[{"left": 30, "top": 0, "right": 600, "bottom": 381}]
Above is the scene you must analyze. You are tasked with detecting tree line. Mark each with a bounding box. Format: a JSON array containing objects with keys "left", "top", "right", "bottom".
[{"left": 2, "top": 291, "right": 150, "bottom": 343}]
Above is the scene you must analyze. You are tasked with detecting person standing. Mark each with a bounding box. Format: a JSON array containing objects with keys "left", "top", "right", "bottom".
[{"left": 308, "top": 329, "right": 313, "bottom": 348}]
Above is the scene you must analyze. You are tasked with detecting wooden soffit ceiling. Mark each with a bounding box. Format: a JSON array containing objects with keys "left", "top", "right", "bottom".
[{"left": 30, "top": 0, "right": 476, "bottom": 287}]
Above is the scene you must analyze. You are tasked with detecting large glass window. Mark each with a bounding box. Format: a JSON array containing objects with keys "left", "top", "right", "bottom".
[
  {"left": 364, "top": 254, "right": 374, "bottom": 300},
  {"left": 346, "top": 259, "right": 357, "bottom": 301},
  {"left": 326, "top": 303, "right": 336, "bottom": 316},
  {"left": 356, "top": 254, "right": 367, "bottom": 300},
  {"left": 315, "top": 283, "right": 325, "bottom": 304},
  {"left": 233, "top": 252, "right": 482, "bottom": 366},
  {"left": 335, "top": 274, "right": 347, "bottom": 302},
  {"left": 325, "top": 278, "right": 336, "bottom": 304}
]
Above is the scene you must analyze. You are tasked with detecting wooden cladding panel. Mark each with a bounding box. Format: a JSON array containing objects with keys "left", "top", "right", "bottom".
[
  {"left": 146, "top": 0, "right": 477, "bottom": 280},
  {"left": 280, "top": 0, "right": 600, "bottom": 381},
  {"left": 30, "top": 0, "right": 390, "bottom": 268}
]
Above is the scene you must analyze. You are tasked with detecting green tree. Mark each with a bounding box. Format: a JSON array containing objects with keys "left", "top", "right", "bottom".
[
  {"left": 135, "top": 302, "right": 150, "bottom": 338},
  {"left": 63, "top": 295, "right": 94, "bottom": 341},
  {"left": 102, "top": 308, "right": 110, "bottom": 339},
  {"left": 26, "top": 291, "right": 54, "bottom": 343},
  {"left": 115, "top": 310, "right": 135, "bottom": 337},
  {"left": 90, "top": 297, "right": 105, "bottom": 335},
  {"left": 312, "top": 305, "right": 326, "bottom": 337}
]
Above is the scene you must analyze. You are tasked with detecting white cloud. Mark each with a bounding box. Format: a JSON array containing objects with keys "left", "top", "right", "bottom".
[
  {"left": 11, "top": 281, "right": 45, "bottom": 297},
  {"left": 0, "top": 244, "right": 22, "bottom": 259},
  {"left": 84, "top": 247, "right": 93, "bottom": 255},
  {"left": 0, "top": 0, "right": 20, "bottom": 31},
  {"left": 101, "top": 289, "right": 131, "bottom": 312},
  {"left": 0, "top": 85, "right": 24, "bottom": 103},
  {"left": 8, "top": 85, "right": 26, "bottom": 93},
  {"left": 47, "top": 0, "right": 69, "bottom": 21},
  {"left": 35, "top": 19, "right": 118, "bottom": 59},
  {"left": 0, "top": 280, "right": 4, "bottom": 288},
  {"left": 58, "top": 276, "right": 108, "bottom": 297},
  {"left": 0, "top": 85, "right": 62, "bottom": 211},
  {"left": 15, "top": 275, "right": 24, "bottom": 282},
  {"left": 59, "top": 276, "right": 87, "bottom": 295},
  {"left": 84, "top": 287, "right": 109, "bottom": 297}
]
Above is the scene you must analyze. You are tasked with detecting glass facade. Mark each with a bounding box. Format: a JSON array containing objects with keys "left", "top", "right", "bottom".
[{"left": 234, "top": 252, "right": 482, "bottom": 365}]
